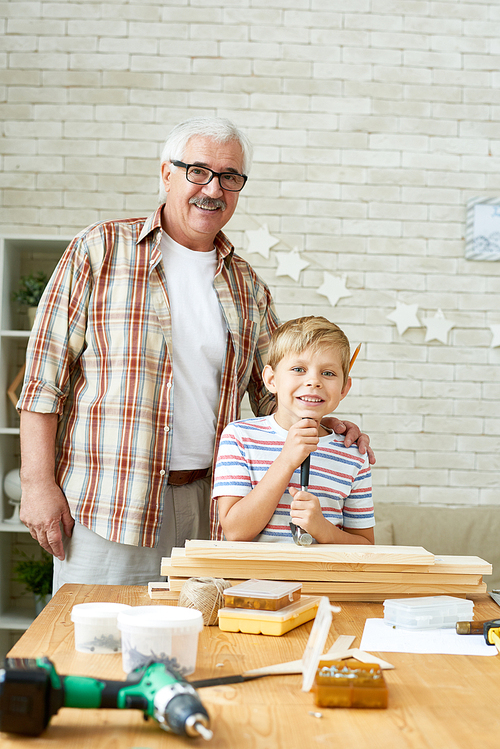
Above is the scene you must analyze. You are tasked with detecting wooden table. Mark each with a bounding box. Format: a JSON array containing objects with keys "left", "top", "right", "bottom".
[{"left": 3, "top": 584, "right": 500, "bottom": 749}]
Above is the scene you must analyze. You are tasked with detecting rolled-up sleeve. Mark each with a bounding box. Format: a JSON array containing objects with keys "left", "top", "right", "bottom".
[{"left": 17, "top": 232, "right": 91, "bottom": 415}]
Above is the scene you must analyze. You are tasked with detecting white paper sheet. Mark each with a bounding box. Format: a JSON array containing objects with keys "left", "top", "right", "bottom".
[{"left": 360, "top": 618, "right": 498, "bottom": 656}]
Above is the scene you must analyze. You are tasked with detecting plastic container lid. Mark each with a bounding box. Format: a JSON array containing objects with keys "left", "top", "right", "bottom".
[
  {"left": 219, "top": 595, "right": 317, "bottom": 623},
  {"left": 117, "top": 606, "right": 203, "bottom": 634},
  {"left": 71, "top": 602, "right": 131, "bottom": 624},
  {"left": 383, "top": 595, "right": 474, "bottom": 630},
  {"left": 223, "top": 580, "right": 302, "bottom": 600}
]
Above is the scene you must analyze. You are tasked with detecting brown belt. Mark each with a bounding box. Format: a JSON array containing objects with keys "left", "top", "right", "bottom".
[{"left": 167, "top": 468, "right": 211, "bottom": 486}]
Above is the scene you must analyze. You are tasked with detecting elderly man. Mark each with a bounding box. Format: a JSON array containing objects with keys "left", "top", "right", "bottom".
[{"left": 18, "top": 117, "right": 372, "bottom": 589}]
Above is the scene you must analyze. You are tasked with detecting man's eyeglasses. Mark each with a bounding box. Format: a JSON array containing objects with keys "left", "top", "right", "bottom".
[{"left": 172, "top": 160, "right": 248, "bottom": 192}]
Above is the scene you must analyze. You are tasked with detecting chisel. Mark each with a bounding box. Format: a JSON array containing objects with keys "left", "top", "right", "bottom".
[
  {"left": 456, "top": 620, "right": 491, "bottom": 635},
  {"left": 290, "top": 455, "right": 313, "bottom": 546},
  {"left": 289, "top": 345, "right": 361, "bottom": 547}
]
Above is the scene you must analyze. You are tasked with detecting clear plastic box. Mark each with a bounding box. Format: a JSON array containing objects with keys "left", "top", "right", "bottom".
[
  {"left": 218, "top": 595, "right": 320, "bottom": 636},
  {"left": 222, "top": 580, "right": 302, "bottom": 611},
  {"left": 383, "top": 596, "right": 474, "bottom": 630},
  {"left": 71, "top": 602, "right": 131, "bottom": 653},
  {"left": 117, "top": 606, "right": 203, "bottom": 675}
]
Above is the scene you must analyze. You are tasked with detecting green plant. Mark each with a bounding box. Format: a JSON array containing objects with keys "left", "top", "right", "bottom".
[
  {"left": 12, "top": 272, "right": 48, "bottom": 307},
  {"left": 13, "top": 549, "right": 53, "bottom": 597}
]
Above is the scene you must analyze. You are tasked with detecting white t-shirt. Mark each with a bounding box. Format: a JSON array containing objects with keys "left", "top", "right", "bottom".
[{"left": 160, "top": 231, "right": 227, "bottom": 469}]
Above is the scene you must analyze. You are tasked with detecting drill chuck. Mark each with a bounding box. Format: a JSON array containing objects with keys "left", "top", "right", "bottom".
[{"left": 153, "top": 682, "right": 212, "bottom": 739}]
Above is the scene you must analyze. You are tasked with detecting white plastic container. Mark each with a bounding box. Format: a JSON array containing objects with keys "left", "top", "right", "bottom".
[
  {"left": 117, "top": 606, "right": 203, "bottom": 675},
  {"left": 383, "top": 596, "right": 474, "bottom": 630},
  {"left": 71, "top": 602, "right": 131, "bottom": 653},
  {"left": 223, "top": 580, "right": 302, "bottom": 611}
]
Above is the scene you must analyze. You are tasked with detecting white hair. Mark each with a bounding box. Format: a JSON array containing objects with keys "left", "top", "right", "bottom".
[{"left": 158, "top": 117, "right": 253, "bottom": 203}]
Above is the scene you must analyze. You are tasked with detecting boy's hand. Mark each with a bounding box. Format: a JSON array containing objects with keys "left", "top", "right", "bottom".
[
  {"left": 278, "top": 418, "right": 319, "bottom": 474},
  {"left": 289, "top": 486, "right": 327, "bottom": 538}
]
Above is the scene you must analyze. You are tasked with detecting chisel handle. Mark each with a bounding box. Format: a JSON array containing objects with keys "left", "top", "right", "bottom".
[
  {"left": 300, "top": 455, "right": 310, "bottom": 490},
  {"left": 456, "top": 620, "right": 491, "bottom": 635}
]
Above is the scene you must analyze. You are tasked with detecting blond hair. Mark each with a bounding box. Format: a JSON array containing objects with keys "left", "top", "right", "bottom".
[{"left": 267, "top": 316, "right": 351, "bottom": 385}]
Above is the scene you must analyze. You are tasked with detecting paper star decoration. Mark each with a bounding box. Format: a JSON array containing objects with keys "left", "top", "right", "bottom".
[
  {"left": 490, "top": 325, "right": 500, "bottom": 348},
  {"left": 423, "top": 309, "right": 455, "bottom": 344},
  {"left": 245, "top": 224, "right": 280, "bottom": 259},
  {"left": 317, "top": 272, "right": 352, "bottom": 308},
  {"left": 275, "top": 249, "right": 310, "bottom": 282},
  {"left": 387, "top": 302, "right": 422, "bottom": 336}
]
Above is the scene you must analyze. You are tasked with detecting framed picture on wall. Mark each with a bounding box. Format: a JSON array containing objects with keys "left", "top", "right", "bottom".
[{"left": 465, "top": 197, "right": 500, "bottom": 260}]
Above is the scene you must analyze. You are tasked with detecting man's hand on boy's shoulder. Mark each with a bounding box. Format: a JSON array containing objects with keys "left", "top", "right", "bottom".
[{"left": 322, "top": 417, "right": 376, "bottom": 465}]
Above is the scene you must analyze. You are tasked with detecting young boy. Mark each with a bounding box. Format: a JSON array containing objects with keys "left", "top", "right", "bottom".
[{"left": 212, "top": 316, "right": 374, "bottom": 544}]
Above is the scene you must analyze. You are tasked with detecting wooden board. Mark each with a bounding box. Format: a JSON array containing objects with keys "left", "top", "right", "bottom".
[
  {"left": 167, "top": 575, "right": 487, "bottom": 596},
  {"left": 165, "top": 548, "right": 492, "bottom": 577},
  {"left": 183, "top": 540, "right": 435, "bottom": 565},
  {"left": 166, "top": 589, "right": 474, "bottom": 603},
  {"left": 324, "top": 592, "right": 469, "bottom": 602},
  {"left": 301, "top": 581, "right": 487, "bottom": 596},
  {"left": 163, "top": 543, "right": 492, "bottom": 605},
  {"left": 147, "top": 582, "right": 178, "bottom": 601},
  {"left": 161, "top": 557, "right": 483, "bottom": 586},
  {"left": 432, "top": 555, "right": 492, "bottom": 575},
  {"left": 158, "top": 589, "right": 469, "bottom": 604}
]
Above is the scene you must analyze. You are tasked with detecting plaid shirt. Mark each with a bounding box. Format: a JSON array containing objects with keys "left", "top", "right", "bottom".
[{"left": 18, "top": 206, "right": 279, "bottom": 546}]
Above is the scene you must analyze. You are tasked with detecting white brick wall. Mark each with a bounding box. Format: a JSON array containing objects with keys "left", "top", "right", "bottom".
[{"left": 1, "top": 0, "right": 499, "bottom": 510}]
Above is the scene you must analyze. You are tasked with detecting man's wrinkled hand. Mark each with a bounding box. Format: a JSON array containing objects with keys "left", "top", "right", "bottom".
[
  {"left": 322, "top": 416, "right": 375, "bottom": 465},
  {"left": 20, "top": 485, "right": 74, "bottom": 561}
]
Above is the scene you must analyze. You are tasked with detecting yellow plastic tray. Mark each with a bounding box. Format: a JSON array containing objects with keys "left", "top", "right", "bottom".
[{"left": 218, "top": 596, "right": 321, "bottom": 636}]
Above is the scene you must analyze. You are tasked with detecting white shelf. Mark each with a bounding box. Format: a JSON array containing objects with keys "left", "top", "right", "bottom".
[
  {"left": 0, "top": 610, "right": 34, "bottom": 631},
  {"left": 0, "top": 522, "right": 29, "bottom": 533},
  {"left": 1, "top": 330, "right": 31, "bottom": 338}
]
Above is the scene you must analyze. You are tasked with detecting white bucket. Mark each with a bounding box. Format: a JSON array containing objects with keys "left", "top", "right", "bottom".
[
  {"left": 117, "top": 605, "right": 203, "bottom": 675},
  {"left": 71, "top": 602, "right": 132, "bottom": 653}
]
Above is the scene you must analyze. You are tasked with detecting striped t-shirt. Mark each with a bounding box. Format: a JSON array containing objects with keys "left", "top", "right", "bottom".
[{"left": 212, "top": 414, "right": 374, "bottom": 543}]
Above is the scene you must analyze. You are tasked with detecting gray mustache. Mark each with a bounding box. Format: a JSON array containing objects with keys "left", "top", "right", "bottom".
[{"left": 189, "top": 196, "right": 227, "bottom": 211}]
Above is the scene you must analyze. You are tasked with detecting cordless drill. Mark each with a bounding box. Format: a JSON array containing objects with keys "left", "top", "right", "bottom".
[{"left": 0, "top": 657, "right": 212, "bottom": 740}]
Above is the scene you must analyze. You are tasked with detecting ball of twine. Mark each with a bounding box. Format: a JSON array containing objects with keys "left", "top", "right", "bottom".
[{"left": 178, "top": 577, "right": 231, "bottom": 626}]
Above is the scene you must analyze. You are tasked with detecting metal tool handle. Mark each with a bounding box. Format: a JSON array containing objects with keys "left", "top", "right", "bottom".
[
  {"left": 290, "top": 456, "right": 313, "bottom": 546},
  {"left": 300, "top": 455, "right": 310, "bottom": 490}
]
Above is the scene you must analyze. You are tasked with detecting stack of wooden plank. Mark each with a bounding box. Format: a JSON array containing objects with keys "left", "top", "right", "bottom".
[{"left": 160, "top": 541, "right": 491, "bottom": 603}]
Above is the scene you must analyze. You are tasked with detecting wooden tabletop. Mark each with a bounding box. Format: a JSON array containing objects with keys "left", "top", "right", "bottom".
[{"left": 3, "top": 584, "right": 500, "bottom": 749}]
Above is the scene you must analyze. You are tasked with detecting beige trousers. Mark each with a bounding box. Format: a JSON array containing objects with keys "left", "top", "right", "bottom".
[{"left": 52, "top": 477, "right": 211, "bottom": 593}]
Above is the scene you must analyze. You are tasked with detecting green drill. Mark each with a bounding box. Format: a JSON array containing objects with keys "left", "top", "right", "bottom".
[{"left": 0, "top": 656, "right": 212, "bottom": 740}]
